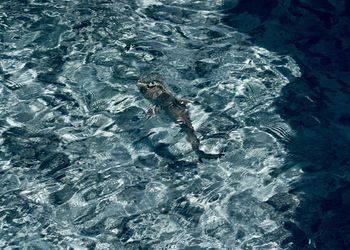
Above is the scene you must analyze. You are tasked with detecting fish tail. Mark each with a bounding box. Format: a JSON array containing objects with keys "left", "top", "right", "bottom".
[
  {"left": 181, "top": 125, "right": 224, "bottom": 161},
  {"left": 181, "top": 124, "right": 200, "bottom": 151}
]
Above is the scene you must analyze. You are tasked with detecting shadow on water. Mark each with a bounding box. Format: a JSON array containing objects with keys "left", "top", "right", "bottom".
[{"left": 222, "top": 0, "right": 350, "bottom": 249}]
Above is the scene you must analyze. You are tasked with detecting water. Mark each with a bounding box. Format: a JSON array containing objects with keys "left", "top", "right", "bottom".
[{"left": 1, "top": 0, "right": 346, "bottom": 249}]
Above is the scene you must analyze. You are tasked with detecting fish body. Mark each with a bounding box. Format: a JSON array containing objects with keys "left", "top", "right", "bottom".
[{"left": 137, "top": 79, "right": 222, "bottom": 161}]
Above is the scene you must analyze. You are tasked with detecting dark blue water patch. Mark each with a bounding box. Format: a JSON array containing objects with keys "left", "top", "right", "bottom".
[
  {"left": 31, "top": 46, "right": 68, "bottom": 71},
  {"left": 144, "top": 4, "right": 195, "bottom": 24},
  {"left": 338, "top": 114, "right": 350, "bottom": 126},
  {"left": 72, "top": 20, "right": 92, "bottom": 31},
  {"left": 222, "top": 0, "right": 278, "bottom": 23},
  {"left": 221, "top": 0, "right": 350, "bottom": 247},
  {"left": 194, "top": 59, "right": 219, "bottom": 77},
  {"left": 136, "top": 153, "right": 160, "bottom": 167},
  {"left": 114, "top": 106, "right": 144, "bottom": 126},
  {"left": 49, "top": 184, "right": 76, "bottom": 205},
  {"left": 266, "top": 193, "right": 298, "bottom": 213},
  {"left": 2, "top": 127, "right": 62, "bottom": 172},
  {"left": 39, "top": 152, "right": 70, "bottom": 176},
  {"left": 152, "top": 143, "right": 178, "bottom": 162}
]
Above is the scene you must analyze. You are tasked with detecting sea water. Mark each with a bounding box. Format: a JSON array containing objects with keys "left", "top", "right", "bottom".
[{"left": 0, "top": 1, "right": 309, "bottom": 249}]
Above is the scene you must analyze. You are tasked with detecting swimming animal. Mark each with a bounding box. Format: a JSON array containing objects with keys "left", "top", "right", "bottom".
[{"left": 137, "top": 77, "right": 223, "bottom": 161}]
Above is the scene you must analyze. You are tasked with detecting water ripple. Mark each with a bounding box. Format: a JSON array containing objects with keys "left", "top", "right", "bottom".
[{"left": 0, "top": 0, "right": 302, "bottom": 249}]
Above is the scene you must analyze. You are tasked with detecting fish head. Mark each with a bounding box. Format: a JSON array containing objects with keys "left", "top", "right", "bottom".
[{"left": 137, "top": 80, "right": 167, "bottom": 102}]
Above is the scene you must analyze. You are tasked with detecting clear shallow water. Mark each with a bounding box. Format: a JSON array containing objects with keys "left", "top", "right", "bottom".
[{"left": 0, "top": 0, "right": 303, "bottom": 249}]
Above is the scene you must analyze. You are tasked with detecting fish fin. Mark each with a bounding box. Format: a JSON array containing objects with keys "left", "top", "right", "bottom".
[{"left": 146, "top": 105, "right": 160, "bottom": 119}]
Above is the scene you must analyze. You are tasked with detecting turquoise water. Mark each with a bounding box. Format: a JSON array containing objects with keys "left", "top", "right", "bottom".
[{"left": 1, "top": 1, "right": 349, "bottom": 249}]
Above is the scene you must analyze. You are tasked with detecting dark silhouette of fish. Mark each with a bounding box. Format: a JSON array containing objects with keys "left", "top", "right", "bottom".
[{"left": 137, "top": 76, "right": 223, "bottom": 161}]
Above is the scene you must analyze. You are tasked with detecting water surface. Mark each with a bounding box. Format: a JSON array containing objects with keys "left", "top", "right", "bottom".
[{"left": 0, "top": 1, "right": 305, "bottom": 249}]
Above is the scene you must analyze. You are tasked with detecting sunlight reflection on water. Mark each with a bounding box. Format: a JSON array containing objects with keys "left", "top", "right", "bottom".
[{"left": 0, "top": 0, "right": 303, "bottom": 249}]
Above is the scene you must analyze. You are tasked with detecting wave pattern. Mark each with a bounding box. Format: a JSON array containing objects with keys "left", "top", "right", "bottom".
[{"left": 0, "top": 0, "right": 301, "bottom": 249}]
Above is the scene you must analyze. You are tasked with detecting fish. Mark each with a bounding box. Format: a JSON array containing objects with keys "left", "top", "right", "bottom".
[{"left": 137, "top": 76, "right": 223, "bottom": 161}]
